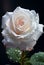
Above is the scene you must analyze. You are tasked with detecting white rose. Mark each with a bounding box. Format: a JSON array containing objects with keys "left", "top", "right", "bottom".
[{"left": 2, "top": 7, "right": 44, "bottom": 51}]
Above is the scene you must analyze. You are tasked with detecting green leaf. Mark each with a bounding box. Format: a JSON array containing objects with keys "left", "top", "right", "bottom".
[
  {"left": 24, "top": 58, "right": 32, "bottom": 65},
  {"left": 30, "top": 52, "right": 44, "bottom": 65},
  {"left": 6, "top": 48, "right": 22, "bottom": 62}
]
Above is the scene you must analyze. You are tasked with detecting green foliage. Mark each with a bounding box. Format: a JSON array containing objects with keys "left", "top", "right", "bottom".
[
  {"left": 30, "top": 52, "right": 44, "bottom": 65},
  {"left": 6, "top": 48, "right": 44, "bottom": 65},
  {"left": 6, "top": 48, "right": 31, "bottom": 65},
  {"left": 6, "top": 48, "right": 22, "bottom": 62}
]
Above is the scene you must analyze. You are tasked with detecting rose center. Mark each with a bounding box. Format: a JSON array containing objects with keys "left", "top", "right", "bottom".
[
  {"left": 16, "top": 18, "right": 24, "bottom": 27},
  {"left": 18, "top": 19, "right": 24, "bottom": 26}
]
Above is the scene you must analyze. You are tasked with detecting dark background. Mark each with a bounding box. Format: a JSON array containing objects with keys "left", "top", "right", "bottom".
[{"left": 0, "top": 0, "right": 44, "bottom": 65}]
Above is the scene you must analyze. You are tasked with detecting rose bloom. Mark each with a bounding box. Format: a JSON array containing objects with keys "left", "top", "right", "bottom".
[{"left": 2, "top": 7, "right": 44, "bottom": 51}]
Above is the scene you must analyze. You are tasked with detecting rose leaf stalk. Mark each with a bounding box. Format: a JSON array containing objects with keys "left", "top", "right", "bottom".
[{"left": 20, "top": 51, "right": 26, "bottom": 65}]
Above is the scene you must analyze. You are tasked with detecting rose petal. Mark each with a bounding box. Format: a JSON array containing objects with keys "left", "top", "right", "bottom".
[
  {"left": 16, "top": 40, "right": 36, "bottom": 50},
  {"left": 26, "top": 40, "right": 36, "bottom": 50},
  {"left": 2, "top": 39, "right": 20, "bottom": 48},
  {"left": 2, "top": 12, "right": 13, "bottom": 29},
  {"left": 32, "top": 24, "right": 43, "bottom": 40},
  {"left": 31, "top": 10, "right": 39, "bottom": 23},
  {"left": 2, "top": 28, "right": 21, "bottom": 45}
]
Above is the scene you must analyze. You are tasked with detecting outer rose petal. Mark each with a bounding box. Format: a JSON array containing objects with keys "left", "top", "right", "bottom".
[
  {"left": 2, "top": 39, "right": 20, "bottom": 49},
  {"left": 2, "top": 12, "right": 13, "bottom": 29},
  {"left": 2, "top": 39, "right": 36, "bottom": 51},
  {"left": 31, "top": 10, "right": 39, "bottom": 23},
  {"left": 2, "top": 28, "right": 21, "bottom": 45},
  {"left": 32, "top": 24, "right": 43, "bottom": 40},
  {"left": 26, "top": 40, "right": 36, "bottom": 50}
]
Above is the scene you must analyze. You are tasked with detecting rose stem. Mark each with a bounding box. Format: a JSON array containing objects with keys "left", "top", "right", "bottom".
[{"left": 20, "top": 51, "right": 26, "bottom": 65}]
